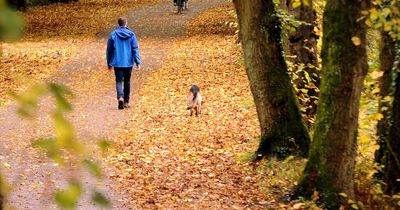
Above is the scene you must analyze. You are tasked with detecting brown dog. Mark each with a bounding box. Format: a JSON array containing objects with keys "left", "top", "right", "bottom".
[{"left": 187, "top": 85, "right": 202, "bottom": 116}]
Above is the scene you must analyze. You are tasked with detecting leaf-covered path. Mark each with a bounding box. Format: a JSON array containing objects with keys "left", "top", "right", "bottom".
[{"left": 0, "top": 0, "right": 241, "bottom": 209}]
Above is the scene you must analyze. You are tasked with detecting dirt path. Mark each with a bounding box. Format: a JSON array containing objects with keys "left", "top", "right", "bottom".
[{"left": 0, "top": 0, "right": 226, "bottom": 209}]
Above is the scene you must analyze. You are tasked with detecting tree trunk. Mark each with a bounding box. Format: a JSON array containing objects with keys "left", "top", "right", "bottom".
[
  {"left": 375, "top": 31, "right": 396, "bottom": 178},
  {"left": 384, "top": 56, "right": 400, "bottom": 194},
  {"left": 233, "top": 0, "right": 310, "bottom": 160},
  {"left": 0, "top": 174, "right": 4, "bottom": 209},
  {"left": 293, "top": 0, "right": 370, "bottom": 208},
  {"left": 286, "top": 0, "right": 320, "bottom": 126},
  {"left": 376, "top": 36, "right": 400, "bottom": 194}
]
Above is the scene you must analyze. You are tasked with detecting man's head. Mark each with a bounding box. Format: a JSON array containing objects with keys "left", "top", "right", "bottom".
[{"left": 118, "top": 17, "right": 127, "bottom": 27}]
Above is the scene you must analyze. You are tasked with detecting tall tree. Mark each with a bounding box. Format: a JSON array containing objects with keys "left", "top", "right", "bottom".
[
  {"left": 293, "top": 0, "right": 370, "bottom": 208},
  {"left": 283, "top": 0, "right": 320, "bottom": 125},
  {"left": 233, "top": 0, "right": 310, "bottom": 160},
  {"left": 375, "top": 31, "right": 396, "bottom": 178},
  {"left": 376, "top": 33, "right": 400, "bottom": 194},
  {"left": 373, "top": 0, "right": 400, "bottom": 195},
  {"left": 384, "top": 48, "right": 400, "bottom": 194}
]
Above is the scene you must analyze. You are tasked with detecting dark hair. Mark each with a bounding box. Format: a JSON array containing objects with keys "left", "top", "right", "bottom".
[{"left": 118, "top": 17, "right": 127, "bottom": 26}]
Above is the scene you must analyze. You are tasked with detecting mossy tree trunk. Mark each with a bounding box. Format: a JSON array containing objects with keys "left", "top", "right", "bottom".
[
  {"left": 376, "top": 34, "right": 400, "bottom": 194},
  {"left": 293, "top": 0, "right": 370, "bottom": 208},
  {"left": 375, "top": 31, "right": 396, "bottom": 178},
  {"left": 284, "top": 0, "right": 320, "bottom": 126},
  {"left": 384, "top": 54, "right": 400, "bottom": 194},
  {"left": 233, "top": 0, "right": 310, "bottom": 160}
]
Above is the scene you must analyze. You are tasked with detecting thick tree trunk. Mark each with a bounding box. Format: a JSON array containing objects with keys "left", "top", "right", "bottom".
[
  {"left": 233, "top": 0, "right": 310, "bottom": 160},
  {"left": 377, "top": 37, "right": 400, "bottom": 194},
  {"left": 375, "top": 32, "right": 396, "bottom": 177},
  {"left": 285, "top": 0, "right": 320, "bottom": 126},
  {"left": 293, "top": 0, "right": 370, "bottom": 208},
  {"left": 385, "top": 60, "right": 400, "bottom": 194}
]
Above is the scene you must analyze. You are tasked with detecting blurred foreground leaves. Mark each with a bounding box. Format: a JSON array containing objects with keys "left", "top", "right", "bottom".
[
  {"left": 13, "top": 83, "right": 111, "bottom": 209},
  {"left": 0, "top": 0, "right": 24, "bottom": 42}
]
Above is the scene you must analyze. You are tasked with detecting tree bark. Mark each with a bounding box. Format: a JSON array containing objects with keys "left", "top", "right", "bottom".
[
  {"left": 384, "top": 56, "right": 400, "bottom": 194},
  {"left": 233, "top": 0, "right": 310, "bottom": 160},
  {"left": 0, "top": 174, "right": 4, "bottom": 209},
  {"left": 286, "top": 0, "right": 320, "bottom": 126},
  {"left": 376, "top": 35, "right": 400, "bottom": 194},
  {"left": 375, "top": 31, "right": 396, "bottom": 178},
  {"left": 293, "top": 0, "right": 370, "bottom": 208}
]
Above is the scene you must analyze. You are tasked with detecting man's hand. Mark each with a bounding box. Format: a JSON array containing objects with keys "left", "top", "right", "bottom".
[
  {"left": 136, "top": 65, "right": 141, "bottom": 71},
  {"left": 108, "top": 66, "right": 113, "bottom": 71}
]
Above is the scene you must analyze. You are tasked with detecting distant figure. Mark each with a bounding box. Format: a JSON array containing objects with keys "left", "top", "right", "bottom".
[{"left": 107, "top": 17, "right": 141, "bottom": 110}]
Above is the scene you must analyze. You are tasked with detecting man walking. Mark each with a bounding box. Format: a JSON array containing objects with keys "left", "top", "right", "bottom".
[{"left": 107, "top": 17, "right": 141, "bottom": 110}]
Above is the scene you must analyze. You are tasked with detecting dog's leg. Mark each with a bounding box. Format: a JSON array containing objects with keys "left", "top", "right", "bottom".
[
  {"left": 195, "top": 106, "right": 198, "bottom": 117},
  {"left": 190, "top": 108, "right": 193, "bottom": 116},
  {"left": 198, "top": 104, "right": 201, "bottom": 115}
]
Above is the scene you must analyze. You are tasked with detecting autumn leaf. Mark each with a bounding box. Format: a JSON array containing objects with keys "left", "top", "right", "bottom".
[{"left": 352, "top": 36, "right": 362, "bottom": 46}]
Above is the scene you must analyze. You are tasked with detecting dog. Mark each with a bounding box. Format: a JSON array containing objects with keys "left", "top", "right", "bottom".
[{"left": 187, "top": 85, "right": 202, "bottom": 116}]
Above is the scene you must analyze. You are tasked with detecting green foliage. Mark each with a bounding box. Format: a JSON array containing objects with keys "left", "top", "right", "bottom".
[
  {"left": 365, "top": 0, "right": 400, "bottom": 40},
  {"left": 55, "top": 180, "right": 82, "bottom": 209},
  {"left": 33, "top": 138, "right": 65, "bottom": 164},
  {"left": 13, "top": 83, "right": 112, "bottom": 209},
  {"left": 276, "top": 8, "right": 311, "bottom": 33},
  {"left": 97, "top": 139, "right": 112, "bottom": 153},
  {"left": 0, "top": 0, "right": 24, "bottom": 42},
  {"left": 10, "top": 83, "right": 47, "bottom": 118},
  {"left": 83, "top": 159, "right": 103, "bottom": 179},
  {"left": 287, "top": 60, "right": 320, "bottom": 125},
  {"left": 92, "top": 190, "right": 112, "bottom": 208}
]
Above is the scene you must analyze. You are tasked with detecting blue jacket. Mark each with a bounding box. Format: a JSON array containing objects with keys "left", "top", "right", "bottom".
[{"left": 106, "top": 26, "right": 141, "bottom": 68}]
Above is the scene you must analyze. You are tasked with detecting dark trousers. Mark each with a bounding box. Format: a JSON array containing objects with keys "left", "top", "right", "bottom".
[{"left": 114, "top": 67, "right": 133, "bottom": 103}]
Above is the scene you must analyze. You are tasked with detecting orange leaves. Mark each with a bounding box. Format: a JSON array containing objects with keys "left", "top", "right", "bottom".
[
  {"left": 107, "top": 34, "right": 266, "bottom": 208},
  {"left": 0, "top": 40, "right": 78, "bottom": 101},
  {"left": 23, "top": 0, "right": 164, "bottom": 39},
  {"left": 187, "top": 4, "right": 237, "bottom": 36}
]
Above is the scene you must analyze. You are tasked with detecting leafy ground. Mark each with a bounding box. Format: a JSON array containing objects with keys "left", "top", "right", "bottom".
[
  {"left": 0, "top": 0, "right": 162, "bottom": 104},
  {"left": 0, "top": 0, "right": 391, "bottom": 209},
  {"left": 106, "top": 5, "right": 310, "bottom": 209}
]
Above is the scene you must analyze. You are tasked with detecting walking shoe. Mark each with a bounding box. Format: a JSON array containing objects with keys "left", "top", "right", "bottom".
[
  {"left": 118, "top": 98, "right": 124, "bottom": 110},
  {"left": 124, "top": 102, "right": 130, "bottom": 108}
]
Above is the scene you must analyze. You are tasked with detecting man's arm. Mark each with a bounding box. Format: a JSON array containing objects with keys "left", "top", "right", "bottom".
[
  {"left": 106, "top": 36, "right": 114, "bottom": 69},
  {"left": 131, "top": 32, "right": 141, "bottom": 67}
]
